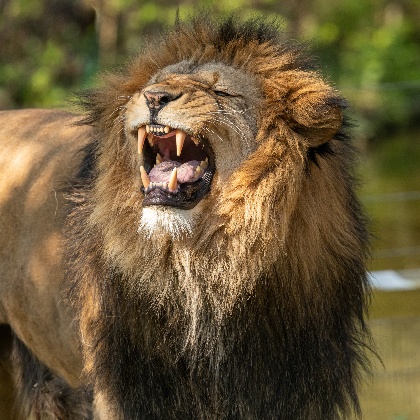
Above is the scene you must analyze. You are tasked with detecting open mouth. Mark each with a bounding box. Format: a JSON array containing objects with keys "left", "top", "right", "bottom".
[{"left": 137, "top": 124, "right": 215, "bottom": 209}]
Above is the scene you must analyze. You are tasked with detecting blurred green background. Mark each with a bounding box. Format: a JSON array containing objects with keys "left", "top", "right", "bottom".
[{"left": 1, "top": 0, "right": 419, "bottom": 418}]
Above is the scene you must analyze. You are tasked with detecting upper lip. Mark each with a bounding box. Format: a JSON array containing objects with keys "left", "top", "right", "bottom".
[{"left": 136, "top": 124, "right": 215, "bottom": 209}]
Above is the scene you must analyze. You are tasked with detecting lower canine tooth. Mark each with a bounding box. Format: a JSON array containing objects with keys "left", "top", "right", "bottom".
[
  {"left": 140, "top": 166, "right": 150, "bottom": 189},
  {"left": 194, "top": 166, "right": 203, "bottom": 179},
  {"left": 200, "top": 159, "right": 208, "bottom": 169},
  {"left": 168, "top": 167, "right": 178, "bottom": 192}
]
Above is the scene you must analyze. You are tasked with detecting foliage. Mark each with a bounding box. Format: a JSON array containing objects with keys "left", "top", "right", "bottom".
[
  {"left": 306, "top": 0, "right": 420, "bottom": 140},
  {"left": 1, "top": 0, "right": 420, "bottom": 140},
  {"left": 0, "top": 0, "right": 96, "bottom": 108}
]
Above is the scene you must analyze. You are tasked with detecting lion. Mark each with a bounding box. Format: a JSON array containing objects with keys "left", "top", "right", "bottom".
[{"left": 0, "top": 16, "right": 372, "bottom": 419}]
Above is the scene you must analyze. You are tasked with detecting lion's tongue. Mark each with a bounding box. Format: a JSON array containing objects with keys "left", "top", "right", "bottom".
[{"left": 149, "top": 160, "right": 202, "bottom": 184}]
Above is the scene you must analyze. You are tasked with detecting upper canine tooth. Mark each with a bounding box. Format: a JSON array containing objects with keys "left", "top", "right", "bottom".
[
  {"left": 139, "top": 166, "right": 150, "bottom": 189},
  {"left": 192, "top": 137, "right": 199, "bottom": 145},
  {"left": 164, "top": 126, "right": 170, "bottom": 134},
  {"left": 138, "top": 126, "right": 147, "bottom": 154},
  {"left": 175, "top": 130, "right": 186, "bottom": 157},
  {"left": 168, "top": 167, "right": 178, "bottom": 192},
  {"left": 148, "top": 133, "right": 154, "bottom": 146}
]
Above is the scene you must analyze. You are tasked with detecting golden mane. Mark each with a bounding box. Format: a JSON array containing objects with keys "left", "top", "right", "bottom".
[{"left": 66, "top": 16, "right": 371, "bottom": 419}]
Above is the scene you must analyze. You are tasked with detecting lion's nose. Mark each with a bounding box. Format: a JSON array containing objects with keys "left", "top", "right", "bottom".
[{"left": 144, "top": 91, "right": 179, "bottom": 111}]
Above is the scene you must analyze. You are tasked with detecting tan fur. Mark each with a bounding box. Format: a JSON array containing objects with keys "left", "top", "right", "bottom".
[
  {"left": 0, "top": 110, "right": 93, "bottom": 417},
  {"left": 0, "top": 17, "right": 370, "bottom": 419},
  {"left": 0, "top": 109, "right": 88, "bottom": 385}
]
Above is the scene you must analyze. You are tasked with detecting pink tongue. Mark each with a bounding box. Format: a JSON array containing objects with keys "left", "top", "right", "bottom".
[{"left": 149, "top": 160, "right": 202, "bottom": 184}]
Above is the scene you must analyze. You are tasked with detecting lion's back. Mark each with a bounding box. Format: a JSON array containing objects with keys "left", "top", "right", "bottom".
[
  {"left": 0, "top": 109, "right": 89, "bottom": 301},
  {"left": 0, "top": 109, "right": 89, "bottom": 386}
]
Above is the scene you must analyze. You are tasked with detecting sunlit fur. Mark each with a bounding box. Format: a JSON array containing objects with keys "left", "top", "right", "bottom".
[
  {"left": 139, "top": 205, "right": 203, "bottom": 238},
  {"left": 67, "top": 16, "right": 372, "bottom": 419}
]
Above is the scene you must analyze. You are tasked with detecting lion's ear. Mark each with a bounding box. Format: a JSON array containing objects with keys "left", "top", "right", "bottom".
[{"left": 283, "top": 72, "right": 344, "bottom": 147}]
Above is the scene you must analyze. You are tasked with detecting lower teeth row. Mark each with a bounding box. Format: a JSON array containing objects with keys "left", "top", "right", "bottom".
[{"left": 145, "top": 182, "right": 176, "bottom": 193}]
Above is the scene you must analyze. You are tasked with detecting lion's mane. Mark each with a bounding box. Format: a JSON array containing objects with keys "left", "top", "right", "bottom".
[{"left": 67, "top": 16, "right": 371, "bottom": 419}]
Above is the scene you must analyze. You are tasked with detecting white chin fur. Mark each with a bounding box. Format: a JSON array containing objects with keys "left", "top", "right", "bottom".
[{"left": 139, "top": 205, "right": 201, "bottom": 239}]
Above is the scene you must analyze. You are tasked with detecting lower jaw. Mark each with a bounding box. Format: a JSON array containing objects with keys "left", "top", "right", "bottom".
[{"left": 142, "top": 174, "right": 213, "bottom": 210}]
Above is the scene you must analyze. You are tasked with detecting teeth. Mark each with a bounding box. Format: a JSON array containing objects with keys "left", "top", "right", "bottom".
[
  {"left": 147, "top": 133, "right": 154, "bottom": 146},
  {"left": 156, "top": 153, "right": 162, "bottom": 165},
  {"left": 138, "top": 126, "right": 147, "bottom": 154},
  {"left": 139, "top": 166, "right": 150, "bottom": 189},
  {"left": 175, "top": 130, "right": 186, "bottom": 156},
  {"left": 200, "top": 158, "right": 208, "bottom": 169},
  {"left": 168, "top": 167, "right": 178, "bottom": 192},
  {"left": 193, "top": 166, "right": 203, "bottom": 180},
  {"left": 145, "top": 124, "right": 172, "bottom": 134},
  {"left": 192, "top": 137, "right": 200, "bottom": 145}
]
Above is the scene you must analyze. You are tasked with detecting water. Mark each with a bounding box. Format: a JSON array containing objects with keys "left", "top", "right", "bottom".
[
  {"left": 359, "top": 130, "right": 420, "bottom": 271},
  {"left": 358, "top": 131, "right": 420, "bottom": 419}
]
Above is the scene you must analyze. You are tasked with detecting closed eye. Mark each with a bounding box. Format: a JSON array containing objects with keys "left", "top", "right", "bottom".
[{"left": 214, "top": 90, "right": 232, "bottom": 97}]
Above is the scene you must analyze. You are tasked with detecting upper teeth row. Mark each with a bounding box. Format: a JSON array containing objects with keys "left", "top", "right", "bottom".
[
  {"left": 146, "top": 125, "right": 170, "bottom": 134},
  {"left": 137, "top": 126, "right": 200, "bottom": 156}
]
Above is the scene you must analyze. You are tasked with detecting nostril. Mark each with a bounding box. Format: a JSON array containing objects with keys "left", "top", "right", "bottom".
[
  {"left": 144, "top": 91, "right": 179, "bottom": 110},
  {"left": 159, "top": 95, "right": 170, "bottom": 104}
]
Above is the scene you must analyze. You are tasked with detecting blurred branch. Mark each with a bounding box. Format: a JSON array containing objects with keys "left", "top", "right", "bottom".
[{"left": 86, "top": 0, "right": 118, "bottom": 67}]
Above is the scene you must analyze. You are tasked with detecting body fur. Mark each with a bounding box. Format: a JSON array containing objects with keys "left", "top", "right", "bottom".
[{"left": 0, "top": 16, "right": 371, "bottom": 419}]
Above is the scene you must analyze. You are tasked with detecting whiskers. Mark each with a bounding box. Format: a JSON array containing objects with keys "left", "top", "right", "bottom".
[{"left": 203, "top": 105, "right": 256, "bottom": 150}]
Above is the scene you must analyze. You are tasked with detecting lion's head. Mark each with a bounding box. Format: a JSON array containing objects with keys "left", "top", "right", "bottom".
[
  {"left": 72, "top": 16, "right": 370, "bottom": 419},
  {"left": 128, "top": 60, "right": 261, "bottom": 237},
  {"left": 82, "top": 16, "right": 344, "bottom": 240}
]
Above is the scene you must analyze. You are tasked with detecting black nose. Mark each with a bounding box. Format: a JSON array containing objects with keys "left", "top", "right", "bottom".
[{"left": 144, "top": 91, "right": 178, "bottom": 111}]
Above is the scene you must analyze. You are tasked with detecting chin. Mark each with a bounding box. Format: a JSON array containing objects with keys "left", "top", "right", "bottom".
[{"left": 138, "top": 204, "right": 203, "bottom": 239}]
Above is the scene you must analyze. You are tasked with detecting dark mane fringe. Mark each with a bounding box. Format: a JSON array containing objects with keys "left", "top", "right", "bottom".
[
  {"left": 180, "top": 14, "right": 280, "bottom": 48},
  {"left": 72, "top": 140, "right": 97, "bottom": 187},
  {"left": 12, "top": 335, "right": 92, "bottom": 419}
]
